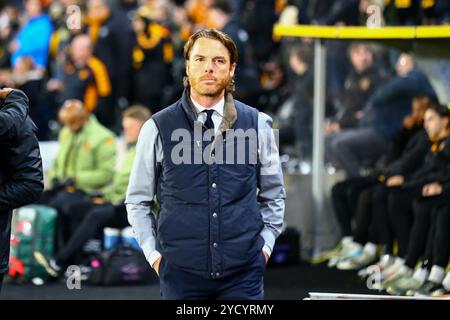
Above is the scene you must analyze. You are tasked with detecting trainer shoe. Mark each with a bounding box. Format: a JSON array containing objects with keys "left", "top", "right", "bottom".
[
  {"left": 430, "top": 287, "right": 449, "bottom": 297},
  {"left": 33, "top": 251, "right": 61, "bottom": 278},
  {"left": 336, "top": 251, "right": 376, "bottom": 270},
  {"left": 386, "top": 275, "right": 422, "bottom": 296},
  {"left": 381, "top": 257, "right": 405, "bottom": 280},
  {"left": 328, "top": 242, "right": 362, "bottom": 268},
  {"left": 358, "top": 254, "right": 395, "bottom": 279},
  {"left": 413, "top": 280, "right": 442, "bottom": 297},
  {"left": 382, "top": 265, "right": 412, "bottom": 289}
]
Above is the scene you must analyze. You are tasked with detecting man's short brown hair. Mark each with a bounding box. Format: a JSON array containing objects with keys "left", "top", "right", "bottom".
[{"left": 183, "top": 28, "right": 238, "bottom": 66}]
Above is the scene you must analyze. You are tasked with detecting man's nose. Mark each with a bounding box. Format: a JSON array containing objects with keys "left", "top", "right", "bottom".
[{"left": 204, "top": 60, "right": 214, "bottom": 72}]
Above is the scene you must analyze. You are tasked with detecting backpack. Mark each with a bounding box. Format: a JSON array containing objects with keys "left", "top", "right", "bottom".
[
  {"left": 7, "top": 205, "right": 57, "bottom": 283},
  {"left": 87, "top": 244, "right": 158, "bottom": 286}
]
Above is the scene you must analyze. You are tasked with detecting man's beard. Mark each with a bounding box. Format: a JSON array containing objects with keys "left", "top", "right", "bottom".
[{"left": 189, "top": 75, "right": 232, "bottom": 97}]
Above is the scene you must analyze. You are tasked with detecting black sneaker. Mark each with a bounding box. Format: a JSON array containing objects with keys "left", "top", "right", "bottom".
[{"left": 33, "top": 251, "right": 61, "bottom": 278}]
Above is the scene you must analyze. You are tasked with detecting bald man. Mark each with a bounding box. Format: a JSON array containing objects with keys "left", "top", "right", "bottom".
[
  {"left": 47, "top": 99, "right": 116, "bottom": 192},
  {"left": 38, "top": 100, "right": 116, "bottom": 217}
]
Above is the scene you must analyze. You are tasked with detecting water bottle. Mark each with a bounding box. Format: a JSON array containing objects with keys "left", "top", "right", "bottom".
[
  {"left": 103, "top": 227, "right": 121, "bottom": 250},
  {"left": 121, "top": 226, "right": 141, "bottom": 250}
]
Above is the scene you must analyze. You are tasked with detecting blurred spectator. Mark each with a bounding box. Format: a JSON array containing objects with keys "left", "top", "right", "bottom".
[
  {"left": 85, "top": 0, "right": 133, "bottom": 125},
  {"left": 325, "top": 42, "right": 389, "bottom": 135},
  {"left": 10, "top": 56, "right": 51, "bottom": 140},
  {"left": 259, "top": 59, "right": 288, "bottom": 114},
  {"left": 49, "top": 99, "right": 116, "bottom": 190},
  {"left": 130, "top": 4, "right": 173, "bottom": 114},
  {"left": 306, "top": 0, "right": 373, "bottom": 106},
  {"left": 48, "top": 34, "right": 113, "bottom": 128},
  {"left": 39, "top": 99, "right": 116, "bottom": 205},
  {"left": 325, "top": 40, "right": 353, "bottom": 111},
  {"left": 0, "top": 5, "right": 20, "bottom": 68},
  {"left": 10, "top": 0, "right": 53, "bottom": 69},
  {"left": 281, "top": 43, "right": 314, "bottom": 159},
  {"left": 47, "top": 0, "right": 86, "bottom": 67},
  {"left": 327, "top": 53, "right": 437, "bottom": 177}
]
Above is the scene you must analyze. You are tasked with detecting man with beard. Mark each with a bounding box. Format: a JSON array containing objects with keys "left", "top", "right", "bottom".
[{"left": 126, "top": 29, "right": 286, "bottom": 300}]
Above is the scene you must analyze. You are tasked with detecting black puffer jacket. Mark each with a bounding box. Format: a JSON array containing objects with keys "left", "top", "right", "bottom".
[{"left": 0, "top": 90, "right": 44, "bottom": 274}]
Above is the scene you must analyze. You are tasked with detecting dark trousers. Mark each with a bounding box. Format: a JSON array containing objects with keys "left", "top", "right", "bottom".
[
  {"left": 405, "top": 196, "right": 450, "bottom": 269},
  {"left": 326, "top": 128, "right": 388, "bottom": 177},
  {"left": 372, "top": 184, "right": 395, "bottom": 254},
  {"left": 38, "top": 189, "right": 89, "bottom": 217},
  {"left": 37, "top": 189, "right": 91, "bottom": 254},
  {"left": 159, "top": 252, "right": 266, "bottom": 300},
  {"left": 387, "top": 186, "right": 423, "bottom": 258},
  {"left": 428, "top": 205, "right": 450, "bottom": 268},
  {"left": 331, "top": 176, "right": 378, "bottom": 238},
  {"left": 55, "top": 203, "right": 129, "bottom": 266},
  {"left": 353, "top": 186, "right": 379, "bottom": 245},
  {"left": 38, "top": 189, "right": 129, "bottom": 266}
]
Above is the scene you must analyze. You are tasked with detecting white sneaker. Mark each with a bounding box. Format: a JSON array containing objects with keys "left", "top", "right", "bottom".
[
  {"left": 381, "top": 258, "right": 404, "bottom": 280},
  {"left": 336, "top": 251, "right": 376, "bottom": 270},
  {"left": 358, "top": 254, "right": 395, "bottom": 279},
  {"left": 382, "top": 265, "right": 412, "bottom": 289},
  {"left": 328, "top": 242, "right": 362, "bottom": 268},
  {"left": 386, "top": 275, "right": 422, "bottom": 295}
]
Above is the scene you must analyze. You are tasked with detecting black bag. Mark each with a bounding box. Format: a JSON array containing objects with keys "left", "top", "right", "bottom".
[
  {"left": 267, "top": 227, "right": 301, "bottom": 267},
  {"left": 88, "top": 245, "right": 158, "bottom": 286}
]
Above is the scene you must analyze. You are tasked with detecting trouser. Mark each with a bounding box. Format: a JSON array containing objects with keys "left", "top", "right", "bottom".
[
  {"left": 353, "top": 186, "right": 379, "bottom": 245},
  {"left": 36, "top": 189, "right": 91, "bottom": 253},
  {"left": 37, "top": 189, "right": 90, "bottom": 217},
  {"left": 55, "top": 203, "right": 129, "bottom": 266},
  {"left": 405, "top": 195, "right": 449, "bottom": 269},
  {"left": 372, "top": 184, "right": 395, "bottom": 254},
  {"left": 159, "top": 252, "right": 266, "bottom": 300},
  {"left": 388, "top": 186, "right": 423, "bottom": 258},
  {"left": 331, "top": 176, "right": 378, "bottom": 238},
  {"left": 326, "top": 128, "right": 387, "bottom": 177},
  {"left": 39, "top": 189, "right": 129, "bottom": 265},
  {"left": 427, "top": 205, "right": 450, "bottom": 268}
]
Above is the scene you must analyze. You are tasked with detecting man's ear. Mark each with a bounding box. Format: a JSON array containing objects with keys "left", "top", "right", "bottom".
[
  {"left": 229, "top": 62, "right": 236, "bottom": 78},
  {"left": 185, "top": 61, "right": 190, "bottom": 77}
]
